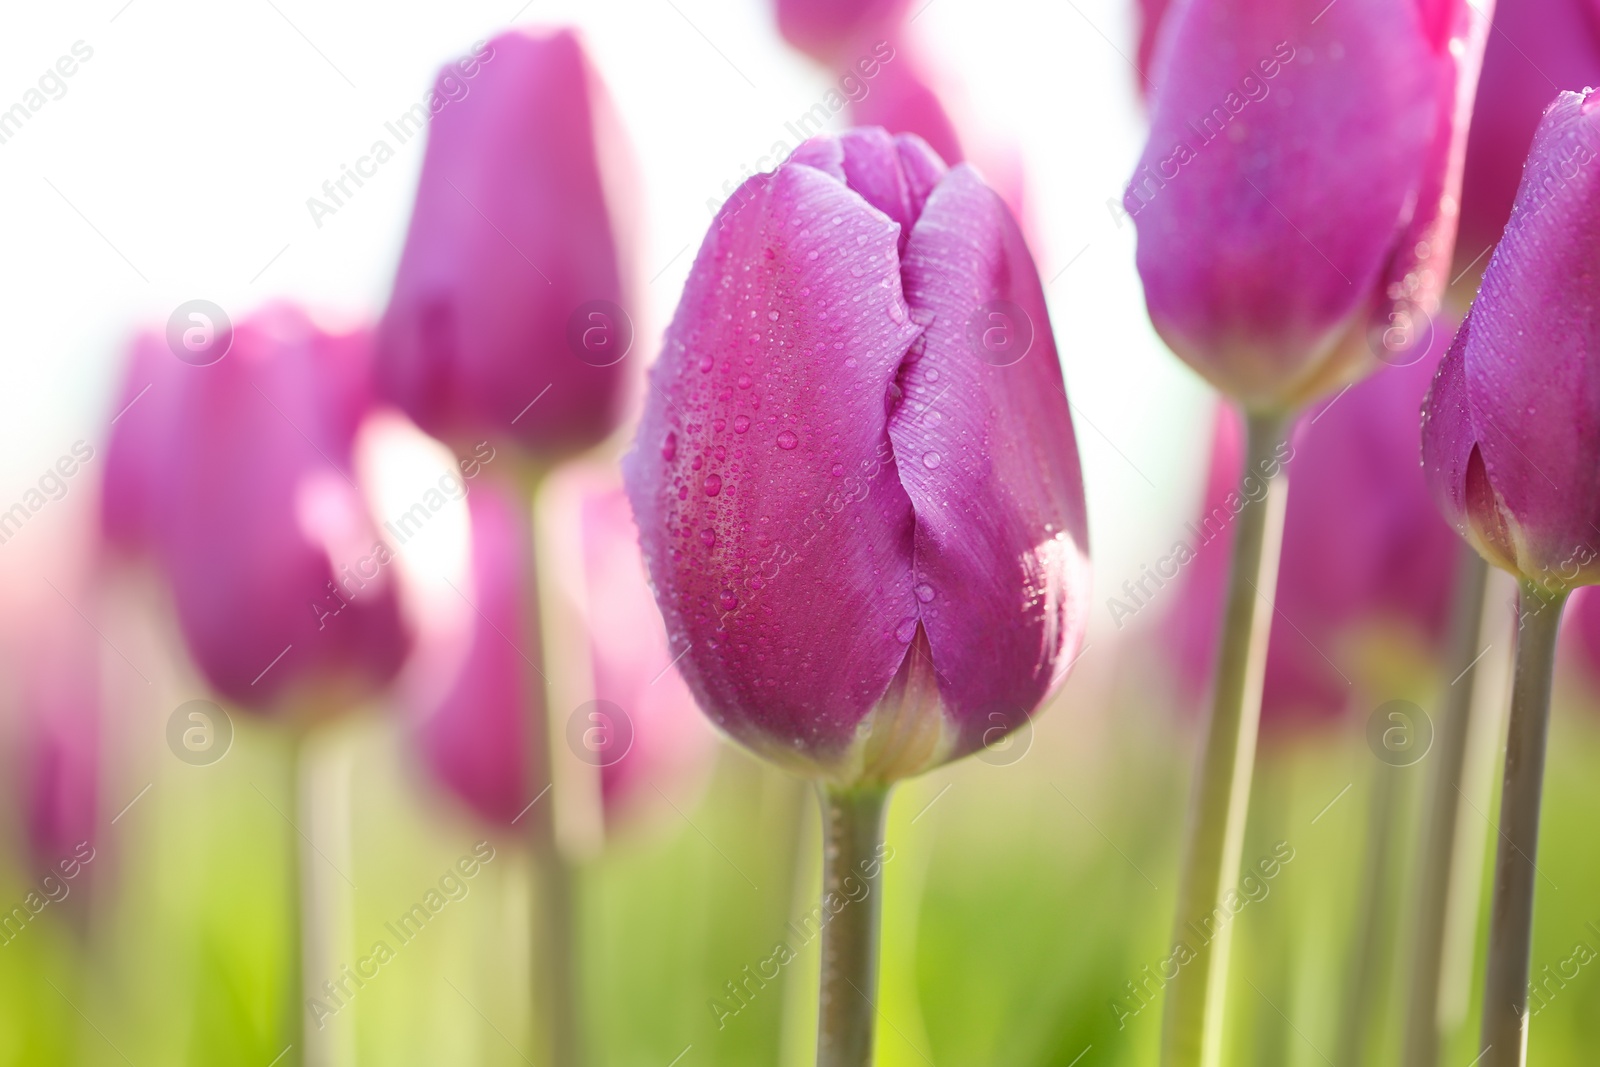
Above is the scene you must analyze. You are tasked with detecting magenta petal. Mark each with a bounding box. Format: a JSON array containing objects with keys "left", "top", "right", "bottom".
[
  {"left": 22, "top": 617, "right": 99, "bottom": 870},
  {"left": 890, "top": 165, "right": 1091, "bottom": 756},
  {"left": 624, "top": 156, "right": 923, "bottom": 766},
  {"left": 415, "top": 483, "right": 535, "bottom": 826}
]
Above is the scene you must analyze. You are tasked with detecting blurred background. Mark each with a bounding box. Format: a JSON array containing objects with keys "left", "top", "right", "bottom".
[{"left": 2, "top": 0, "right": 1599, "bottom": 1064}]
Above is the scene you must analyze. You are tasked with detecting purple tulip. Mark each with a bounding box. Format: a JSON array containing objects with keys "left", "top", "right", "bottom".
[
  {"left": 413, "top": 476, "right": 708, "bottom": 827},
  {"left": 1126, "top": 0, "right": 1489, "bottom": 410},
  {"left": 623, "top": 128, "right": 1091, "bottom": 785},
  {"left": 20, "top": 614, "right": 100, "bottom": 870},
  {"left": 414, "top": 481, "right": 538, "bottom": 825},
  {"left": 1168, "top": 335, "right": 1461, "bottom": 726},
  {"left": 775, "top": 0, "right": 910, "bottom": 64},
  {"left": 1456, "top": 0, "right": 1600, "bottom": 276},
  {"left": 1564, "top": 585, "right": 1600, "bottom": 685},
  {"left": 101, "top": 332, "right": 177, "bottom": 555},
  {"left": 1422, "top": 90, "right": 1600, "bottom": 590},
  {"left": 129, "top": 305, "right": 410, "bottom": 710},
  {"left": 376, "top": 28, "right": 637, "bottom": 460}
]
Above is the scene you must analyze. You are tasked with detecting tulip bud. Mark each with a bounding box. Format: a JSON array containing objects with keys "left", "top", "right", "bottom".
[
  {"left": 413, "top": 477, "right": 708, "bottom": 828},
  {"left": 1169, "top": 339, "right": 1460, "bottom": 725},
  {"left": 137, "top": 305, "right": 410, "bottom": 710},
  {"left": 376, "top": 28, "right": 637, "bottom": 461},
  {"left": 1126, "top": 0, "right": 1490, "bottom": 411},
  {"left": 775, "top": 0, "right": 910, "bottom": 65},
  {"left": 1422, "top": 89, "right": 1600, "bottom": 592},
  {"left": 1456, "top": 0, "right": 1600, "bottom": 280},
  {"left": 624, "top": 129, "right": 1091, "bottom": 786}
]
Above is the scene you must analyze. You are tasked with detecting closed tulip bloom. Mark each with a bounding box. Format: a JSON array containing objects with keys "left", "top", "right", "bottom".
[
  {"left": 153, "top": 306, "right": 409, "bottom": 710},
  {"left": 1456, "top": 0, "right": 1600, "bottom": 274},
  {"left": 376, "top": 28, "right": 636, "bottom": 460},
  {"left": 624, "top": 128, "right": 1090, "bottom": 786},
  {"left": 1126, "top": 0, "right": 1489, "bottom": 411},
  {"left": 415, "top": 483, "right": 539, "bottom": 825},
  {"left": 1422, "top": 90, "right": 1600, "bottom": 590},
  {"left": 1169, "top": 342, "right": 1460, "bottom": 724},
  {"left": 413, "top": 477, "right": 707, "bottom": 827},
  {"left": 775, "top": 0, "right": 910, "bottom": 64}
]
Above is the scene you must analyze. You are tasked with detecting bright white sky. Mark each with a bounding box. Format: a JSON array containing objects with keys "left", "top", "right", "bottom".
[{"left": 0, "top": 0, "right": 1209, "bottom": 634}]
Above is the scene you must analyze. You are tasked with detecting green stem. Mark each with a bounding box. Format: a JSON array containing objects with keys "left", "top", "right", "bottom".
[
  {"left": 1334, "top": 761, "right": 1402, "bottom": 1067},
  {"left": 519, "top": 474, "right": 585, "bottom": 1067},
  {"left": 1403, "top": 550, "right": 1490, "bottom": 1067},
  {"left": 287, "top": 728, "right": 308, "bottom": 1067},
  {"left": 815, "top": 784, "right": 892, "bottom": 1067},
  {"left": 1161, "top": 410, "right": 1291, "bottom": 1067},
  {"left": 1478, "top": 581, "right": 1566, "bottom": 1067}
]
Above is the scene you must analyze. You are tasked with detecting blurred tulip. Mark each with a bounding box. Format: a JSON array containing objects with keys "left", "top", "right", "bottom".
[
  {"left": 1422, "top": 90, "right": 1600, "bottom": 590},
  {"left": 1564, "top": 585, "right": 1600, "bottom": 685},
  {"left": 848, "top": 45, "right": 962, "bottom": 171},
  {"left": 624, "top": 128, "right": 1090, "bottom": 786},
  {"left": 1135, "top": 0, "right": 1172, "bottom": 95},
  {"left": 1126, "top": 0, "right": 1489, "bottom": 411},
  {"left": 19, "top": 616, "right": 99, "bottom": 870},
  {"left": 1456, "top": 0, "right": 1600, "bottom": 279},
  {"left": 1168, "top": 339, "right": 1460, "bottom": 725},
  {"left": 119, "top": 305, "right": 410, "bottom": 710},
  {"left": 775, "top": 0, "right": 910, "bottom": 65},
  {"left": 100, "top": 332, "right": 180, "bottom": 555},
  {"left": 413, "top": 477, "right": 708, "bottom": 829},
  {"left": 376, "top": 28, "right": 637, "bottom": 461}
]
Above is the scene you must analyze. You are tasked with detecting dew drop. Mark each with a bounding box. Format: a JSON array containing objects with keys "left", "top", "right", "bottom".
[
  {"left": 922, "top": 451, "right": 942, "bottom": 469},
  {"left": 733, "top": 415, "right": 752, "bottom": 433},
  {"left": 776, "top": 430, "right": 799, "bottom": 450},
  {"left": 712, "top": 417, "right": 726, "bottom": 433},
  {"left": 699, "top": 355, "right": 714, "bottom": 373},
  {"left": 719, "top": 590, "right": 739, "bottom": 611},
  {"left": 701, "top": 528, "right": 717, "bottom": 548},
  {"left": 661, "top": 432, "right": 678, "bottom": 462},
  {"left": 831, "top": 463, "right": 846, "bottom": 477},
  {"left": 888, "top": 302, "right": 905, "bottom": 323},
  {"left": 737, "top": 374, "right": 753, "bottom": 389},
  {"left": 704, "top": 474, "right": 723, "bottom": 496},
  {"left": 768, "top": 310, "right": 780, "bottom": 322},
  {"left": 894, "top": 617, "right": 918, "bottom": 643},
  {"left": 915, "top": 583, "right": 935, "bottom": 603}
]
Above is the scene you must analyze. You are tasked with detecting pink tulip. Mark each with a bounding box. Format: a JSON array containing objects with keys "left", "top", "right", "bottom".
[
  {"left": 775, "top": 0, "right": 911, "bottom": 65},
  {"left": 1126, "top": 0, "right": 1489, "bottom": 410},
  {"left": 376, "top": 28, "right": 636, "bottom": 460},
  {"left": 848, "top": 43, "right": 963, "bottom": 169},
  {"left": 413, "top": 477, "right": 708, "bottom": 828},
  {"left": 1422, "top": 90, "right": 1600, "bottom": 590},
  {"left": 123, "top": 305, "right": 410, "bottom": 710},
  {"left": 1456, "top": 0, "right": 1600, "bottom": 275},
  {"left": 1565, "top": 586, "right": 1600, "bottom": 684},
  {"left": 1168, "top": 338, "right": 1461, "bottom": 725},
  {"left": 623, "top": 128, "right": 1090, "bottom": 785},
  {"left": 19, "top": 616, "right": 99, "bottom": 869}
]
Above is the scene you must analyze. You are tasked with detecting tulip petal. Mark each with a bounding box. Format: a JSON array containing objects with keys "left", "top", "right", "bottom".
[
  {"left": 625, "top": 157, "right": 924, "bottom": 766},
  {"left": 889, "top": 165, "right": 1091, "bottom": 755}
]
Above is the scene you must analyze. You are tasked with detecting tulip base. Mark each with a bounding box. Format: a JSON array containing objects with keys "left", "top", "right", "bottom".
[
  {"left": 815, "top": 784, "right": 891, "bottom": 1067},
  {"left": 1160, "top": 409, "right": 1290, "bottom": 1067},
  {"left": 1478, "top": 582, "right": 1566, "bottom": 1067},
  {"left": 1403, "top": 549, "right": 1490, "bottom": 1067}
]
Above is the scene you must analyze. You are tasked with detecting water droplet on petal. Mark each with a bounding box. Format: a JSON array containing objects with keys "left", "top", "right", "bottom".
[
  {"left": 831, "top": 463, "right": 845, "bottom": 477},
  {"left": 922, "top": 451, "right": 942, "bottom": 469},
  {"left": 895, "top": 617, "right": 918, "bottom": 643},
  {"left": 698, "top": 355, "right": 714, "bottom": 373},
  {"left": 662, "top": 432, "right": 677, "bottom": 462},
  {"left": 776, "top": 430, "right": 799, "bottom": 450},
  {"left": 733, "top": 415, "right": 751, "bottom": 433},
  {"left": 704, "top": 474, "right": 723, "bottom": 496},
  {"left": 915, "top": 583, "right": 935, "bottom": 603},
  {"left": 768, "top": 310, "right": 780, "bottom": 322},
  {"left": 720, "top": 590, "right": 739, "bottom": 611},
  {"left": 701, "top": 528, "right": 717, "bottom": 548}
]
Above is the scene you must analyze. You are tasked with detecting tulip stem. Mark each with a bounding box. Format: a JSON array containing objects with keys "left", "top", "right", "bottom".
[
  {"left": 1478, "top": 581, "right": 1566, "bottom": 1067},
  {"left": 518, "top": 471, "right": 585, "bottom": 1067},
  {"left": 1403, "top": 549, "right": 1490, "bottom": 1067},
  {"left": 815, "top": 784, "right": 892, "bottom": 1067},
  {"left": 1160, "top": 409, "right": 1290, "bottom": 1067}
]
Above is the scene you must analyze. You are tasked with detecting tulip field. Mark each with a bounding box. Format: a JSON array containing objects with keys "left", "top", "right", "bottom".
[{"left": 7, "top": 0, "right": 1600, "bottom": 1065}]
